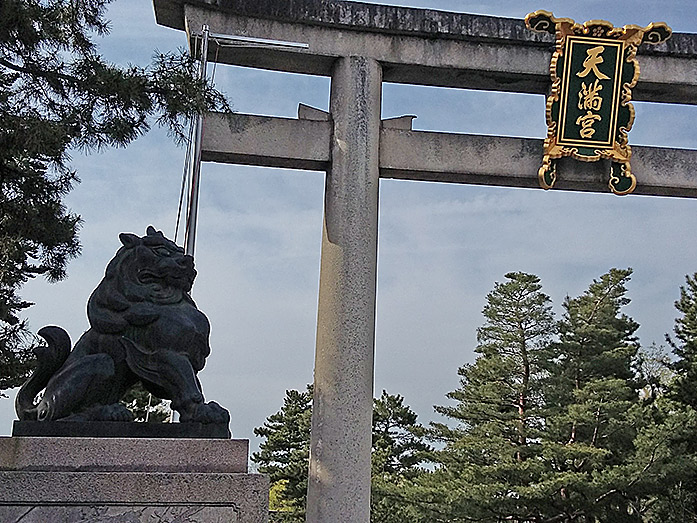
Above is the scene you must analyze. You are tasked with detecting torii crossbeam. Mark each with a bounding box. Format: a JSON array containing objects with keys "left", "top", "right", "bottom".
[{"left": 154, "top": 1, "right": 697, "bottom": 521}]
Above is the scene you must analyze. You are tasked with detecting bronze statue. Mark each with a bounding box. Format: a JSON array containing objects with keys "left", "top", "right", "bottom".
[{"left": 15, "top": 226, "right": 229, "bottom": 425}]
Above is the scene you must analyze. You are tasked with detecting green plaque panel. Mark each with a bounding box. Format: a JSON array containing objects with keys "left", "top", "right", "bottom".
[
  {"left": 558, "top": 37, "right": 622, "bottom": 148},
  {"left": 525, "top": 11, "right": 671, "bottom": 195}
]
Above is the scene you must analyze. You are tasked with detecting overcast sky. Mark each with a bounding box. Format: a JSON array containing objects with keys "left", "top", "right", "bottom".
[{"left": 3, "top": 0, "right": 697, "bottom": 453}]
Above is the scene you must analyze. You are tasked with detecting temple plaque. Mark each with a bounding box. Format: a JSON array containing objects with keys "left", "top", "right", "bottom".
[{"left": 525, "top": 11, "right": 671, "bottom": 195}]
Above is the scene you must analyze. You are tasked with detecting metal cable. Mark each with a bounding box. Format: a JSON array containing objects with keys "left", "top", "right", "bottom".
[
  {"left": 174, "top": 120, "right": 195, "bottom": 244},
  {"left": 174, "top": 35, "right": 203, "bottom": 244}
]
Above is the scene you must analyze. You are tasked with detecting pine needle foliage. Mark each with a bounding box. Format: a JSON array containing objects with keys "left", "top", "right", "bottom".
[
  {"left": 0, "top": 0, "right": 229, "bottom": 394},
  {"left": 417, "top": 269, "right": 683, "bottom": 523},
  {"left": 252, "top": 386, "right": 430, "bottom": 523},
  {"left": 669, "top": 273, "right": 697, "bottom": 409},
  {"left": 649, "top": 272, "right": 697, "bottom": 522},
  {"left": 426, "top": 271, "right": 556, "bottom": 522},
  {"left": 120, "top": 381, "right": 170, "bottom": 423}
]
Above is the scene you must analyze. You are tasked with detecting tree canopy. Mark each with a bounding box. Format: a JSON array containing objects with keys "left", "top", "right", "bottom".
[
  {"left": 252, "top": 386, "right": 430, "bottom": 523},
  {"left": 0, "top": 0, "right": 228, "bottom": 394},
  {"left": 256, "top": 269, "right": 697, "bottom": 522}
]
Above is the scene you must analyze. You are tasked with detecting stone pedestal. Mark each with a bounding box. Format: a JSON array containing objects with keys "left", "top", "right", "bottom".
[{"left": 0, "top": 436, "right": 268, "bottom": 523}]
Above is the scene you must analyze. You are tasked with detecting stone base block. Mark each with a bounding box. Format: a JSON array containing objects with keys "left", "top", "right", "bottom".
[
  {"left": 0, "top": 437, "right": 268, "bottom": 523},
  {"left": 2, "top": 505, "right": 243, "bottom": 523},
  {"left": 0, "top": 436, "right": 248, "bottom": 473},
  {"left": 13, "top": 419, "right": 231, "bottom": 439}
]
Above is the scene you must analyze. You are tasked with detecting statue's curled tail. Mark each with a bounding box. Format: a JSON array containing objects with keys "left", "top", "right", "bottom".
[{"left": 15, "top": 326, "right": 71, "bottom": 420}]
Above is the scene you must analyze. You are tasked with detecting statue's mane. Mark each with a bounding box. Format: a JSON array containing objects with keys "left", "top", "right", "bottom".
[{"left": 87, "top": 227, "right": 194, "bottom": 334}]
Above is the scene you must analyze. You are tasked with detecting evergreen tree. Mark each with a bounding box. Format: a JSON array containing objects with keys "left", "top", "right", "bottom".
[
  {"left": 0, "top": 0, "right": 229, "bottom": 390},
  {"left": 252, "top": 385, "right": 313, "bottom": 522},
  {"left": 541, "top": 268, "right": 645, "bottom": 522},
  {"left": 424, "top": 271, "right": 556, "bottom": 521},
  {"left": 0, "top": 323, "right": 36, "bottom": 397},
  {"left": 372, "top": 390, "right": 430, "bottom": 476},
  {"left": 120, "top": 382, "right": 170, "bottom": 423},
  {"left": 371, "top": 390, "right": 431, "bottom": 523},
  {"left": 252, "top": 386, "right": 429, "bottom": 523},
  {"left": 418, "top": 269, "right": 672, "bottom": 522},
  {"left": 668, "top": 273, "right": 697, "bottom": 409},
  {"left": 648, "top": 272, "right": 697, "bottom": 522},
  {"left": 629, "top": 396, "right": 697, "bottom": 523},
  {"left": 634, "top": 343, "right": 673, "bottom": 401}
]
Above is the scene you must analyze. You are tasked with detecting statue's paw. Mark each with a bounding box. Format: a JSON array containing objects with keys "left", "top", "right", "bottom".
[{"left": 183, "top": 401, "right": 230, "bottom": 424}]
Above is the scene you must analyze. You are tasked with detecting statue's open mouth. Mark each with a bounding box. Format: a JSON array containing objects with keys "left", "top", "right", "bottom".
[
  {"left": 138, "top": 269, "right": 192, "bottom": 289},
  {"left": 137, "top": 270, "right": 160, "bottom": 285}
]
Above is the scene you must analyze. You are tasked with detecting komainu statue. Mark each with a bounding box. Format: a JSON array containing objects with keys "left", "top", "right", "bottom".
[{"left": 15, "top": 226, "right": 230, "bottom": 425}]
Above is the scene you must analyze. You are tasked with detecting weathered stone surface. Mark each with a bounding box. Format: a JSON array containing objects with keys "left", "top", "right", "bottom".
[
  {"left": 0, "top": 471, "right": 267, "bottom": 505},
  {"left": 202, "top": 111, "right": 697, "bottom": 198},
  {"left": 0, "top": 471, "right": 268, "bottom": 522},
  {"left": 0, "top": 436, "right": 268, "bottom": 523},
  {"left": 0, "top": 436, "right": 248, "bottom": 473},
  {"left": 1, "top": 505, "right": 243, "bottom": 523},
  {"left": 154, "top": 0, "right": 697, "bottom": 104},
  {"left": 297, "top": 103, "right": 329, "bottom": 121},
  {"left": 202, "top": 112, "right": 330, "bottom": 171},
  {"left": 155, "top": 0, "right": 695, "bottom": 55},
  {"left": 306, "top": 56, "right": 382, "bottom": 523},
  {"left": 380, "top": 129, "right": 697, "bottom": 198}
]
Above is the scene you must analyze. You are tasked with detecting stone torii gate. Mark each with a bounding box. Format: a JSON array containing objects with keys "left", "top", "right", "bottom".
[{"left": 154, "top": 1, "right": 697, "bottom": 521}]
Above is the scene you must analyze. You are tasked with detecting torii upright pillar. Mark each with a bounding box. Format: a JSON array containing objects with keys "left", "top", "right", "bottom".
[{"left": 308, "top": 56, "right": 382, "bottom": 523}]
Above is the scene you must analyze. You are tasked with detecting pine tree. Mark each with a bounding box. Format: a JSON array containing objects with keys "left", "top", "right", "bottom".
[
  {"left": 252, "top": 385, "right": 313, "bottom": 523},
  {"left": 371, "top": 390, "right": 431, "bottom": 523},
  {"left": 630, "top": 395, "right": 697, "bottom": 523},
  {"left": 424, "top": 272, "right": 556, "bottom": 521},
  {"left": 252, "top": 386, "right": 429, "bottom": 522},
  {"left": 646, "top": 272, "right": 697, "bottom": 522},
  {"left": 669, "top": 273, "right": 697, "bottom": 409},
  {"left": 0, "top": 323, "right": 36, "bottom": 397},
  {"left": 120, "top": 382, "right": 170, "bottom": 423},
  {"left": 537, "top": 269, "right": 644, "bottom": 521},
  {"left": 418, "top": 269, "right": 673, "bottom": 522},
  {"left": 0, "top": 0, "right": 229, "bottom": 390}
]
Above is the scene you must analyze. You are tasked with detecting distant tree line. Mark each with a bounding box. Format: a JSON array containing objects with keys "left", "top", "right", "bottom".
[{"left": 254, "top": 269, "right": 697, "bottom": 522}]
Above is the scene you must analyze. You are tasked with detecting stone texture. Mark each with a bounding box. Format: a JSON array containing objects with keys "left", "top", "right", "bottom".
[
  {"left": 155, "top": 0, "right": 696, "bottom": 56},
  {"left": 306, "top": 56, "right": 382, "bottom": 523},
  {"left": 202, "top": 112, "right": 331, "bottom": 171},
  {"left": 0, "top": 471, "right": 267, "bottom": 505},
  {"left": 201, "top": 111, "right": 697, "bottom": 198},
  {"left": 297, "top": 104, "right": 330, "bottom": 121},
  {"left": 0, "top": 436, "right": 248, "bottom": 473},
  {"left": 156, "top": 0, "right": 551, "bottom": 44},
  {"left": 0, "top": 437, "right": 268, "bottom": 523},
  {"left": 1, "top": 505, "right": 243, "bottom": 523},
  {"left": 380, "top": 129, "right": 697, "bottom": 198},
  {"left": 153, "top": 0, "right": 697, "bottom": 104}
]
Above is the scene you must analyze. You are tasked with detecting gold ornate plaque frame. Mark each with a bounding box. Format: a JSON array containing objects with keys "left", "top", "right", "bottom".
[{"left": 525, "top": 11, "right": 671, "bottom": 195}]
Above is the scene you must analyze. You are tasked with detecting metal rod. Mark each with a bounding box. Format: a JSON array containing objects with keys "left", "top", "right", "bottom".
[
  {"left": 185, "top": 24, "right": 210, "bottom": 257},
  {"left": 208, "top": 33, "right": 309, "bottom": 49}
]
